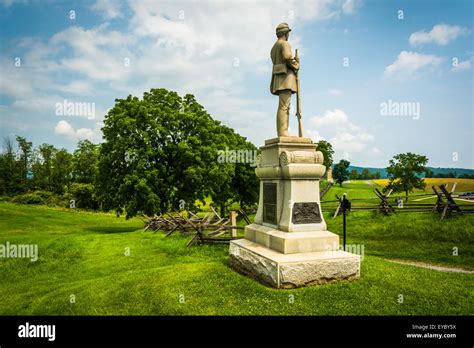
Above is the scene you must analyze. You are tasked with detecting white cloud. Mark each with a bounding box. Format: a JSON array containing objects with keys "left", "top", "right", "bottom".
[
  {"left": 0, "top": 58, "right": 34, "bottom": 97},
  {"left": 305, "top": 128, "right": 324, "bottom": 142},
  {"left": 76, "top": 127, "right": 95, "bottom": 139},
  {"left": 1, "top": 0, "right": 27, "bottom": 8},
  {"left": 2, "top": 0, "right": 364, "bottom": 149},
  {"left": 409, "top": 24, "right": 469, "bottom": 46},
  {"left": 342, "top": 0, "right": 362, "bottom": 15},
  {"left": 127, "top": 0, "right": 362, "bottom": 79},
  {"left": 54, "top": 120, "right": 76, "bottom": 137},
  {"left": 54, "top": 120, "right": 97, "bottom": 141},
  {"left": 307, "top": 109, "right": 374, "bottom": 156},
  {"left": 331, "top": 132, "right": 370, "bottom": 153},
  {"left": 328, "top": 88, "right": 343, "bottom": 96},
  {"left": 11, "top": 96, "right": 58, "bottom": 112},
  {"left": 451, "top": 58, "right": 472, "bottom": 72},
  {"left": 2, "top": 0, "right": 362, "bottom": 96},
  {"left": 91, "top": 0, "right": 123, "bottom": 19},
  {"left": 201, "top": 89, "right": 272, "bottom": 142},
  {"left": 60, "top": 80, "right": 94, "bottom": 95},
  {"left": 384, "top": 51, "right": 443, "bottom": 80},
  {"left": 108, "top": 0, "right": 363, "bottom": 142},
  {"left": 50, "top": 25, "right": 134, "bottom": 81},
  {"left": 311, "top": 109, "right": 358, "bottom": 131},
  {"left": 371, "top": 147, "right": 382, "bottom": 155}
]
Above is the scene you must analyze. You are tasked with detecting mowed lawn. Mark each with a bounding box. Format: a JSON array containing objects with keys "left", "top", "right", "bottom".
[{"left": 0, "top": 195, "right": 472, "bottom": 315}]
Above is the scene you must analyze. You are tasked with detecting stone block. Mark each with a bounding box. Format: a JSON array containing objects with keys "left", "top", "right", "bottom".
[
  {"left": 229, "top": 239, "right": 360, "bottom": 288},
  {"left": 244, "top": 224, "right": 339, "bottom": 254}
]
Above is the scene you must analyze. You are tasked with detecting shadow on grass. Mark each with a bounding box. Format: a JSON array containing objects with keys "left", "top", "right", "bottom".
[{"left": 85, "top": 226, "right": 142, "bottom": 234}]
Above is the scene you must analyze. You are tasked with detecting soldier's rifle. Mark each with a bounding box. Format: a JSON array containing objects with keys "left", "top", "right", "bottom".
[{"left": 295, "top": 49, "right": 304, "bottom": 137}]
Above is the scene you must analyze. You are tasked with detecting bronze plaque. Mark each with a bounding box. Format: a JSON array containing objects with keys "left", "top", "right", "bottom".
[
  {"left": 263, "top": 183, "right": 277, "bottom": 224},
  {"left": 292, "top": 202, "right": 322, "bottom": 224}
]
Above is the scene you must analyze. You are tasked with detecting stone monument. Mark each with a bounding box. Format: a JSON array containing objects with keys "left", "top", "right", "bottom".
[{"left": 229, "top": 23, "right": 360, "bottom": 288}]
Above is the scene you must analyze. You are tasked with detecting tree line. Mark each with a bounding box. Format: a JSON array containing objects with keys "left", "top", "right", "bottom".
[
  {"left": 0, "top": 136, "right": 98, "bottom": 195},
  {"left": 424, "top": 168, "right": 474, "bottom": 179},
  {"left": 349, "top": 168, "right": 382, "bottom": 180}
]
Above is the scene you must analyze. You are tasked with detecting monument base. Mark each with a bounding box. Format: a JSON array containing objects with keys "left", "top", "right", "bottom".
[
  {"left": 228, "top": 136, "right": 360, "bottom": 288},
  {"left": 229, "top": 239, "right": 360, "bottom": 288},
  {"left": 244, "top": 223, "right": 339, "bottom": 254}
]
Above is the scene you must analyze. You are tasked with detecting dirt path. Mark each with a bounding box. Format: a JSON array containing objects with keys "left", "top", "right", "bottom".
[
  {"left": 412, "top": 196, "right": 436, "bottom": 202},
  {"left": 387, "top": 259, "right": 474, "bottom": 274},
  {"left": 412, "top": 196, "right": 474, "bottom": 203},
  {"left": 454, "top": 198, "right": 474, "bottom": 203}
]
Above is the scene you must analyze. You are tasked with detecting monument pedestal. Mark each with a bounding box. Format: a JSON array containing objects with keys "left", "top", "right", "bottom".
[{"left": 229, "top": 136, "right": 360, "bottom": 288}]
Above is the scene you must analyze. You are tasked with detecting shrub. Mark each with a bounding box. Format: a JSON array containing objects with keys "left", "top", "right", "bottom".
[
  {"left": 11, "top": 190, "right": 69, "bottom": 207},
  {"left": 68, "top": 183, "right": 99, "bottom": 210},
  {"left": 12, "top": 191, "right": 52, "bottom": 205}
]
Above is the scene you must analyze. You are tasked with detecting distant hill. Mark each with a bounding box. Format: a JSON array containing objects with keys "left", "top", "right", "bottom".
[
  {"left": 347, "top": 166, "right": 387, "bottom": 177},
  {"left": 426, "top": 167, "right": 474, "bottom": 177},
  {"left": 345, "top": 166, "right": 474, "bottom": 178}
]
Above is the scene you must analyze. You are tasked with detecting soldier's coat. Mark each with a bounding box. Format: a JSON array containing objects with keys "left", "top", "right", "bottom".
[{"left": 270, "top": 38, "right": 299, "bottom": 95}]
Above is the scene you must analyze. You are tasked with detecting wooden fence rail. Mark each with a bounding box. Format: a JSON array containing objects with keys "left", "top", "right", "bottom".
[{"left": 144, "top": 208, "right": 249, "bottom": 247}]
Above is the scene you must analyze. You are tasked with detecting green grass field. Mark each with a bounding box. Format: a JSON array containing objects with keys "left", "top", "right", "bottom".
[
  {"left": 0, "top": 180, "right": 473, "bottom": 315},
  {"left": 322, "top": 180, "right": 474, "bottom": 268}
]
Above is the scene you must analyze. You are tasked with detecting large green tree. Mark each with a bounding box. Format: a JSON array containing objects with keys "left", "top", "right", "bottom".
[
  {"left": 316, "top": 140, "right": 334, "bottom": 169},
  {"left": 72, "top": 139, "right": 99, "bottom": 184},
  {"left": 424, "top": 168, "right": 434, "bottom": 178},
  {"left": 385, "top": 152, "right": 428, "bottom": 202},
  {"left": 97, "top": 88, "right": 258, "bottom": 218},
  {"left": 16, "top": 136, "right": 33, "bottom": 190},
  {"left": 0, "top": 137, "right": 20, "bottom": 195},
  {"left": 223, "top": 133, "right": 259, "bottom": 215},
  {"left": 349, "top": 168, "right": 359, "bottom": 180},
  {"left": 0, "top": 153, "right": 6, "bottom": 195},
  {"left": 333, "top": 159, "right": 350, "bottom": 187},
  {"left": 31, "top": 144, "right": 56, "bottom": 192},
  {"left": 360, "top": 168, "right": 372, "bottom": 180},
  {"left": 31, "top": 144, "right": 72, "bottom": 194},
  {"left": 51, "top": 148, "right": 73, "bottom": 194}
]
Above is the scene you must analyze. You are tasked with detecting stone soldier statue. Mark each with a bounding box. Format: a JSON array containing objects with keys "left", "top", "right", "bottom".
[{"left": 270, "top": 22, "right": 300, "bottom": 137}]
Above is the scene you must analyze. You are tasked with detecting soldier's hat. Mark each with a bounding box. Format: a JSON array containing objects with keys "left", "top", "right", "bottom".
[{"left": 276, "top": 22, "right": 291, "bottom": 36}]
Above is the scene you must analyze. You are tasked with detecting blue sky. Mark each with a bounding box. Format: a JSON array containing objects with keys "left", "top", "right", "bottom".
[{"left": 0, "top": 0, "right": 472, "bottom": 168}]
